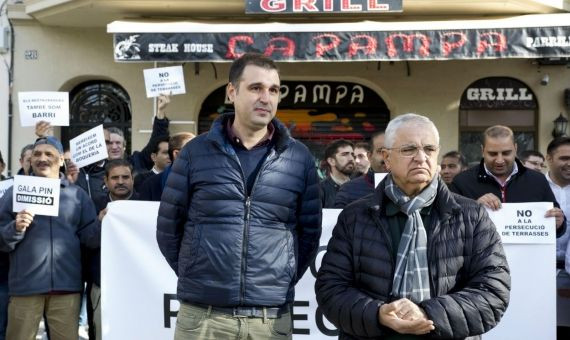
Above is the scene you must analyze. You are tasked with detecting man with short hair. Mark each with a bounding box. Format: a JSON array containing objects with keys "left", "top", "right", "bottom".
[
  {"left": 545, "top": 137, "right": 570, "bottom": 337},
  {"left": 320, "top": 139, "right": 354, "bottom": 208},
  {"left": 157, "top": 53, "right": 321, "bottom": 339},
  {"left": 353, "top": 142, "right": 371, "bottom": 177},
  {"left": 0, "top": 136, "right": 100, "bottom": 340},
  {"left": 520, "top": 149, "right": 546, "bottom": 172},
  {"left": 316, "top": 113, "right": 510, "bottom": 339},
  {"left": 451, "top": 125, "right": 565, "bottom": 234},
  {"left": 440, "top": 150, "right": 468, "bottom": 185},
  {"left": 134, "top": 135, "right": 171, "bottom": 193},
  {"left": 87, "top": 159, "right": 138, "bottom": 340},
  {"left": 139, "top": 132, "right": 195, "bottom": 202},
  {"left": 334, "top": 131, "right": 386, "bottom": 208}
]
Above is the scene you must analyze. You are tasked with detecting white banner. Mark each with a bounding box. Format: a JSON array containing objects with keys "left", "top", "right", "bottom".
[
  {"left": 18, "top": 91, "right": 69, "bottom": 127},
  {"left": 0, "top": 178, "right": 14, "bottom": 199},
  {"left": 69, "top": 125, "right": 108, "bottom": 168},
  {"left": 102, "top": 202, "right": 555, "bottom": 340},
  {"left": 143, "top": 66, "right": 186, "bottom": 98},
  {"left": 486, "top": 202, "right": 554, "bottom": 244},
  {"left": 12, "top": 175, "right": 60, "bottom": 216}
]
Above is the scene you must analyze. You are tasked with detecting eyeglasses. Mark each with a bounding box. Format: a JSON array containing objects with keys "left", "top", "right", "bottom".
[{"left": 385, "top": 144, "right": 439, "bottom": 158}]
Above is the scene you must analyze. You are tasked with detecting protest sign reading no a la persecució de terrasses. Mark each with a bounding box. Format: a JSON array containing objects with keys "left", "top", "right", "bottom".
[
  {"left": 143, "top": 66, "right": 186, "bottom": 98},
  {"left": 486, "top": 202, "right": 555, "bottom": 244},
  {"left": 69, "top": 125, "right": 108, "bottom": 168},
  {"left": 0, "top": 179, "right": 14, "bottom": 199},
  {"left": 12, "top": 175, "right": 60, "bottom": 217},
  {"left": 18, "top": 91, "right": 69, "bottom": 127}
]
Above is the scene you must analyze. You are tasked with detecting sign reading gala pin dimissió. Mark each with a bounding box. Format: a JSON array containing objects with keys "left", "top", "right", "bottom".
[
  {"left": 18, "top": 91, "right": 70, "bottom": 127},
  {"left": 69, "top": 125, "right": 109, "bottom": 168},
  {"left": 143, "top": 66, "right": 186, "bottom": 98},
  {"left": 486, "top": 202, "right": 555, "bottom": 244},
  {"left": 12, "top": 175, "right": 61, "bottom": 217}
]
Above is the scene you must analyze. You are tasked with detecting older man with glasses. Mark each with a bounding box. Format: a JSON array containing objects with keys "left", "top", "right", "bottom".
[{"left": 316, "top": 113, "right": 510, "bottom": 339}]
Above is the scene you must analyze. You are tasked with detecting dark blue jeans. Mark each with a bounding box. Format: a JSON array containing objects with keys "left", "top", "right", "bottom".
[{"left": 0, "top": 278, "right": 8, "bottom": 340}]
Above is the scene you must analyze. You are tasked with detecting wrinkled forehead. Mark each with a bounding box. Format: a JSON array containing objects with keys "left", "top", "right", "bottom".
[{"left": 33, "top": 143, "right": 61, "bottom": 156}]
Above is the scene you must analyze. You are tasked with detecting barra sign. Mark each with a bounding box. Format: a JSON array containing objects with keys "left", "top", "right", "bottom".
[{"left": 245, "top": 0, "right": 402, "bottom": 14}]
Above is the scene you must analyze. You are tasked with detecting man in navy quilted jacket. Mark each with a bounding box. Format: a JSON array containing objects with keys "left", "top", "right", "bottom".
[{"left": 157, "top": 53, "right": 322, "bottom": 340}]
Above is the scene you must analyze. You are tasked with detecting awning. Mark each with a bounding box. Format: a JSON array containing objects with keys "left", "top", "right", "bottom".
[{"left": 108, "top": 13, "right": 570, "bottom": 62}]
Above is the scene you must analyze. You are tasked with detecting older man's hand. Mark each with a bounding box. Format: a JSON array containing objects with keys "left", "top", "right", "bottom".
[
  {"left": 35, "top": 120, "right": 54, "bottom": 138},
  {"left": 15, "top": 210, "right": 34, "bottom": 232},
  {"left": 378, "top": 299, "right": 435, "bottom": 335},
  {"left": 545, "top": 207, "right": 564, "bottom": 230},
  {"left": 477, "top": 193, "right": 502, "bottom": 211}
]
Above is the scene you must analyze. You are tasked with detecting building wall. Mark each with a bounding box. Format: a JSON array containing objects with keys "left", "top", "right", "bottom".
[{"left": 8, "top": 22, "right": 570, "bottom": 172}]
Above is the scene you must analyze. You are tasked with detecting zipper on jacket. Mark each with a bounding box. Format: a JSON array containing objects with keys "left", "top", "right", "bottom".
[
  {"left": 240, "top": 196, "right": 252, "bottom": 303},
  {"left": 236, "top": 149, "right": 277, "bottom": 305}
]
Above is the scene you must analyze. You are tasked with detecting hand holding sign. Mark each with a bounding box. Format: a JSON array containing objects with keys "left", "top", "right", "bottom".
[
  {"left": 545, "top": 207, "right": 564, "bottom": 229},
  {"left": 15, "top": 209, "right": 35, "bottom": 232},
  {"left": 35, "top": 121, "right": 54, "bottom": 138},
  {"left": 157, "top": 94, "right": 170, "bottom": 119}
]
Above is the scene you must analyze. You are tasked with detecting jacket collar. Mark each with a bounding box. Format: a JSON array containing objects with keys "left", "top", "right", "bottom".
[
  {"left": 367, "top": 175, "right": 461, "bottom": 222},
  {"left": 476, "top": 158, "right": 526, "bottom": 183},
  {"left": 206, "top": 112, "right": 293, "bottom": 152}
]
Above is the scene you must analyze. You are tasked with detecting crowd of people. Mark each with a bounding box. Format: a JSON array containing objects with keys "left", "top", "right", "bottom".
[{"left": 0, "top": 52, "right": 567, "bottom": 339}]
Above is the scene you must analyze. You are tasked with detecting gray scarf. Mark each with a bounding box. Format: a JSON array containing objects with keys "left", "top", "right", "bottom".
[{"left": 384, "top": 174, "right": 438, "bottom": 303}]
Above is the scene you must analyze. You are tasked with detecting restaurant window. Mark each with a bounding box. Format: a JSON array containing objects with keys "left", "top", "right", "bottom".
[
  {"left": 62, "top": 81, "right": 132, "bottom": 153},
  {"left": 198, "top": 81, "right": 390, "bottom": 161},
  {"left": 459, "top": 77, "right": 538, "bottom": 165}
]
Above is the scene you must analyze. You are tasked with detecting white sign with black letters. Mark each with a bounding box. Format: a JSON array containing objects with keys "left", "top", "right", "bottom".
[
  {"left": 12, "top": 175, "right": 60, "bottom": 216},
  {"left": 0, "top": 179, "right": 14, "bottom": 199},
  {"left": 18, "top": 91, "right": 69, "bottom": 127},
  {"left": 69, "top": 125, "right": 108, "bottom": 168},
  {"left": 486, "top": 202, "right": 555, "bottom": 244},
  {"left": 143, "top": 66, "right": 186, "bottom": 98}
]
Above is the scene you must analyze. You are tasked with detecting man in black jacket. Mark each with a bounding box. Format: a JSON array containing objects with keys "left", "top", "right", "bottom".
[
  {"left": 316, "top": 113, "right": 510, "bottom": 339},
  {"left": 334, "top": 131, "right": 385, "bottom": 208},
  {"left": 450, "top": 125, "right": 565, "bottom": 234},
  {"left": 320, "top": 139, "right": 354, "bottom": 208},
  {"left": 157, "top": 53, "right": 321, "bottom": 340}
]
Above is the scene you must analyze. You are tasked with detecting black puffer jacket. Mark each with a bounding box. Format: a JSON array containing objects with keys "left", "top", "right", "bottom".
[
  {"left": 157, "top": 113, "right": 322, "bottom": 307},
  {"left": 334, "top": 169, "right": 375, "bottom": 208},
  {"left": 316, "top": 177, "right": 510, "bottom": 339}
]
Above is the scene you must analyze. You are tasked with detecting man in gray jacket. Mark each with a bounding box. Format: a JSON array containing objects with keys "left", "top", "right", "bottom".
[{"left": 0, "top": 136, "right": 100, "bottom": 340}]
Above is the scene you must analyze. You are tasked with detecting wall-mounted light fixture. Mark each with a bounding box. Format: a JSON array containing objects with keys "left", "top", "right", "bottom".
[{"left": 552, "top": 113, "right": 568, "bottom": 138}]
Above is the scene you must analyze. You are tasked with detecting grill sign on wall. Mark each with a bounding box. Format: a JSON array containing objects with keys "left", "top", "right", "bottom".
[
  {"left": 244, "top": 0, "right": 403, "bottom": 14},
  {"left": 460, "top": 77, "right": 537, "bottom": 110}
]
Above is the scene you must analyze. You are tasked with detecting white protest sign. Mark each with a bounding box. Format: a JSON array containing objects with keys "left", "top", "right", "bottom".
[
  {"left": 102, "top": 205, "right": 555, "bottom": 340},
  {"left": 143, "top": 66, "right": 186, "bottom": 98},
  {"left": 69, "top": 125, "right": 108, "bottom": 168},
  {"left": 18, "top": 91, "right": 69, "bottom": 127},
  {"left": 486, "top": 202, "right": 555, "bottom": 244},
  {"left": 12, "top": 175, "right": 60, "bottom": 216},
  {"left": 0, "top": 179, "right": 14, "bottom": 199},
  {"left": 374, "top": 172, "right": 388, "bottom": 187},
  {"left": 485, "top": 202, "right": 556, "bottom": 340}
]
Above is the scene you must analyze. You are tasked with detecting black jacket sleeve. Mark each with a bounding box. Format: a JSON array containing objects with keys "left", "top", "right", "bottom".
[
  {"left": 419, "top": 205, "right": 511, "bottom": 339},
  {"left": 315, "top": 209, "right": 387, "bottom": 338},
  {"left": 156, "top": 148, "right": 190, "bottom": 275},
  {"left": 295, "top": 153, "right": 322, "bottom": 281}
]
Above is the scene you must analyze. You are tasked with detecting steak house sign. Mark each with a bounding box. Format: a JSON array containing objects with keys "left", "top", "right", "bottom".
[{"left": 112, "top": 24, "right": 570, "bottom": 62}]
